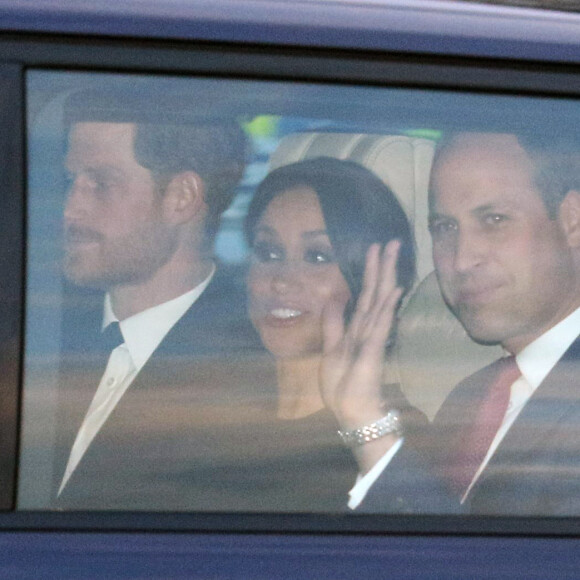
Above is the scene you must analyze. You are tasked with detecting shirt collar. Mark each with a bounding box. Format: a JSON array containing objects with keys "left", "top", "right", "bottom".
[
  {"left": 515, "top": 305, "right": 580, "bottom": 390},
  {"left": 102, "top": 264, "right": 215, "bottom": 372}
]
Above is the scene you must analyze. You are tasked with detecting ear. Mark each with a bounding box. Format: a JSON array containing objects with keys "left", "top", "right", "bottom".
[
  {"left": 162, "top": 171, "right": 207, "bottom": 225},
  {"left": 559, "top": 190, "right": 580, "bottom": 248}
]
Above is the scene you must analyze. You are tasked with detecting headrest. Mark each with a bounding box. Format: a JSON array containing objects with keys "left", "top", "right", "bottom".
[
  {"left": 269, "top": 133, "right": 436, "bottom": 282},
  {"left": 395, "top": 272, "right": 503, "bottom": 420}
]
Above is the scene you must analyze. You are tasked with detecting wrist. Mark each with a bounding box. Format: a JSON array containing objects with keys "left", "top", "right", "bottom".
[
  {"left": 338, "top": 409, "right": 403, "bottom": 447},
  {"left": 336, "top": 399, "right": 385, "bottom": 432},
  {"left": 350, "top": 431, "right": 402, "bottom": 475}
]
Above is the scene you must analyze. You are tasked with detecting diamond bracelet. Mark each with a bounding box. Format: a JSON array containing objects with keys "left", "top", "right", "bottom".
[{"left": 338, "top": 409, "right": 402, "bottom": 447}]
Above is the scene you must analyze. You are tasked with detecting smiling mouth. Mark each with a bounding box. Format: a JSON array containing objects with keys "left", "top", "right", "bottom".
[
  {"left": 259, "top": 306, "right": 309, "bottom": 327},
  {"left": 270, "top": 308, "right": 303, "bottom": 319}
]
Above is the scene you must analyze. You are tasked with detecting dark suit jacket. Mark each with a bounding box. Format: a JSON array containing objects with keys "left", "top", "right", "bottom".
[
  {"left": 361, "top": 334, "right": 580, "bottom": 516},
  {"left": 53, "top": 267, "right": 276, "bottom": 511}
]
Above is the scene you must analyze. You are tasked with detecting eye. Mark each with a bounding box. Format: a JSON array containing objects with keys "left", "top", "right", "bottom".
[
  {"left": 429, "top": 219, "right": 457, "bottom": 238},
  {"left": 92, "top": 177, "right": 114, "bottom": 195},
  {"left": 88, "top": 169, "right": 118, "bottom": 195},
  {"left": 304, "top": 247, "right": 335, "bottom": 264},
  {"left": 252, "top": 241, "right": 284, "bottom": 263},
  {"left": 482, "top": 213, "right": 509, "bottom": 226}
]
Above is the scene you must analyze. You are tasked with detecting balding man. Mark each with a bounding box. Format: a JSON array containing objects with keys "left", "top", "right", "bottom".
[{"left": 340, "top": 132, "right": 580, "bottom": 516}]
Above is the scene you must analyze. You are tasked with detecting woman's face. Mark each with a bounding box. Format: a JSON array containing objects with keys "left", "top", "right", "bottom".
[{"left": 248, "top": 186, "right": 352, "bottom": 359}]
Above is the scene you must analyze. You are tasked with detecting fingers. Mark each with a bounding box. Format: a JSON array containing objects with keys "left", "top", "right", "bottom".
[
  {"left": 356, "top": 241, "right": 400, "bottom": 315},
  {"left": 354, "top": 240, "right": 402, "bottom": 330},
  {"left": 346, "top": 243, "right": 380, "bottom": 339},
  {"left": 320, "top": 241, "right": 404, "bottom": 431},
  {"left": 322, "top": 299, "right": 346, "bottom": 354},
  {"left": 352, "top": 240, "right": 403, "bottom": 358},
  {"left": 371, "top": 285, "right": 403, "bottom": 348},
  {"left": 360, "top": 240, "right": 402, "bottom": 346},
  {"left": 328, "top": 239, "right": 404, "bottom": 356},
  {"left": 356, "top": 243, "right": 381, "bottom": 314},
  {"left": 376, "top": 239, "right": 400, "bottom": 306}
]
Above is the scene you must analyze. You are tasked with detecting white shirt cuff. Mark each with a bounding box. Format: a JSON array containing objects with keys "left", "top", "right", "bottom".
[{"left": 347, "top": 437, "right": 404, "bottom": 510}]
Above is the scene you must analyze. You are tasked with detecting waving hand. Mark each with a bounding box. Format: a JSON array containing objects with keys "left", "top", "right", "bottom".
[{"left": 320, "top": 240, "right": 403, "bottom": 471}]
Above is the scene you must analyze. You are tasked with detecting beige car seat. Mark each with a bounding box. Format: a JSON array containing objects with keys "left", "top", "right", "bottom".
[{"left": 269, "top": 132, "right": 502, "bottom": 419}]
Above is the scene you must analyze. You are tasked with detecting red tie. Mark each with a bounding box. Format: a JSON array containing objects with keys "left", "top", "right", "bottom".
[{"left": 447, "top": 355, "right": 521, "bottom": 498}]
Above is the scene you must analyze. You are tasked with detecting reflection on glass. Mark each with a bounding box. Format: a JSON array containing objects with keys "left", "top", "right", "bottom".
[{"left": 20, "top": 70, "right": 580, "bottom": 516}]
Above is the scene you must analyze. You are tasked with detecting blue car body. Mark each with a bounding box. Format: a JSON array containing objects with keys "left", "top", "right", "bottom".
[{"left": 0, "top": 1, "right": 579, "bottom": 577}]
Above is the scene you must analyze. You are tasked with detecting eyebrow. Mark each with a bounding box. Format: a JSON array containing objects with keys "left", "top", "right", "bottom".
[
  {"left": 472, "top": 203, "right": 499, "bottom": 215},
  {"left": 429, "top": 201, "right": 516, "bottom": 223},
  {"left": 472, "top": 201, "right": 520, "bottom": 216}
]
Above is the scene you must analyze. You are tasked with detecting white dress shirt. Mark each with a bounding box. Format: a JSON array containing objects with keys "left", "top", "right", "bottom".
[
  {"left": 59, "top": 266, "right": 215, "bottom": 495},
  {"left": 349, "top": 305, "right": 580, "bottom": 510}
]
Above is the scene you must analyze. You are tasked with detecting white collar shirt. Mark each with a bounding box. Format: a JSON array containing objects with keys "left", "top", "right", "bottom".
[
  {"left": 463, "top": 304, "right": 580, "bottom": 501},
  {"left": 59, "top": 266, "right": 215, "bottom": 495},
  {"left": 349, "top": 305, "right": 580, "bottom": 510},
  {"left": 102, "top": 264, "right": 214, "bottom": 373}
]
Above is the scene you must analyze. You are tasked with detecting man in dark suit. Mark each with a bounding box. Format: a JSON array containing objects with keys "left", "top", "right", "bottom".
[
  {"left": 52, "top": 90, "right": 267, "bottom": 510},
  {"left": 335, "top": 132, "right": 580, "bottom": 516}
]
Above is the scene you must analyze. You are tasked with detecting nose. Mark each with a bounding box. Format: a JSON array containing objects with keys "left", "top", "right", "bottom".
[
  {"left": 63, "top": 176, "right": 90, "bottom": 224},
  {"left": 453, "top": 229, "right": 486, "bottom": 274},
  {"left": 271, "top": 262, "right": 304, "bottom": 294}
]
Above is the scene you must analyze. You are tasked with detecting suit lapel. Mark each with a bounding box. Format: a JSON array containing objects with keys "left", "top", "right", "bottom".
[
  {"left": 124, "top": 269, "right": 261, "bottom": 395},
  {"left": 75, "top": 276, "right": 230, "bottom": 448},
  {"left": 54, "top": 300, "right": 111, "bottom": 489},
  {"left": 56, "top": 267, "right": 267, "bottom": 506},
  {"left": 60, "top": 269, "right": 262, "bottom": 479},
  {"left": 472, "top": 334, "right": 580, "bottom": 494},
  {"left": 431, "top": 362, "right": 498, "bottom": 469}
]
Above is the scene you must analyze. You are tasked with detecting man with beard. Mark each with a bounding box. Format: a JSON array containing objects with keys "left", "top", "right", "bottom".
[
  {"left": 53, "top": 90, "right": 264, "bottom": 510},
  {"left": 327, "top": 132, "right": 580, "bottom": 516}
]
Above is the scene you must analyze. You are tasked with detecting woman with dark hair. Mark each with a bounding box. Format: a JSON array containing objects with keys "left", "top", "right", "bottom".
[{"left": 245, "top": 157, "right": 420, "bottom": 510}]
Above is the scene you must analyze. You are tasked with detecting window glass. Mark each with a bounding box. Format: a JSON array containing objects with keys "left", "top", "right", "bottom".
[{"left": 20, "top": 69, "right": 580, "bottom": 516}]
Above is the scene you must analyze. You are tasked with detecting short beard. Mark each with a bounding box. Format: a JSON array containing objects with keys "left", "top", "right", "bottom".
[{"left": 64, "top": 222, "right": 177, "bottom": 290}]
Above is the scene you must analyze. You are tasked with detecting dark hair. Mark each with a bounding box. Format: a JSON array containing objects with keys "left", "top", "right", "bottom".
[
  {"left": 64, "top": 89, "right": 248, "bottom": 243},
  {"left": 245, "top": 157, "right": 416, "bottom": 315}
]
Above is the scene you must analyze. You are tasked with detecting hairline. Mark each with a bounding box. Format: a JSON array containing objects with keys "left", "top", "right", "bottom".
[{"left": 429, "top": 131, "right": 575, "bottom": 218}]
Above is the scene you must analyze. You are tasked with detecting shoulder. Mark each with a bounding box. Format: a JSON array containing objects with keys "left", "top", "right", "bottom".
[
  {"left": 198, "top": 265, "right": 247, "bottom": 312},
  {"left": 161, "top": 264, "right": 263, "bottom": 354}
]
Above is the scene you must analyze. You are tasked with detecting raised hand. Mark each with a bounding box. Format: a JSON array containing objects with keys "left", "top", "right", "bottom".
[{"left": 320, "top": 240, "right": 403, "bottom": 472}]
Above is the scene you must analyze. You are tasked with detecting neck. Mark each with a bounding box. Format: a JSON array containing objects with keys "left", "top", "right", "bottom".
[
  {"left": 110, "top": 253, "right": 213, "bottom": 320},
  {"left": 503, "top": 295, "right": 580, "bottom": 355},
  {"left": 276, "top": 356, "right": 326, "bottom": 420}
]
